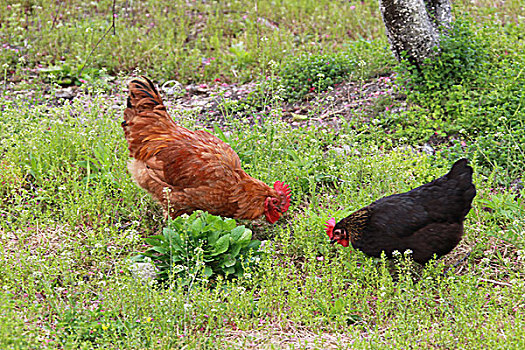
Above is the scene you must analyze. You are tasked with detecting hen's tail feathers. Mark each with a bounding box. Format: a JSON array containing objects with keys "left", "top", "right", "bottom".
[
  {"left": 122, "top": 76, "right": 177, "bottom": 161},
  {"left": 126, "top": 76, "right": 164, "bottom": 112},
  {"left": 447, "top": 159, "right": 473, "bottom": 185},
  {"left": 447, "top": 158, "right": 476, "bottom": 217}
]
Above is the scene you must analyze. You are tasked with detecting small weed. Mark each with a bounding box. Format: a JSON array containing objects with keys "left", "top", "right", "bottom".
[{"left": 279, "top": 52, "right": 355, "bottom": 101}]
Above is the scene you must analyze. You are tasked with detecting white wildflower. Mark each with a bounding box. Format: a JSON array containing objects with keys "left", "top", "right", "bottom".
[
  {"left": 516, "top": 250, "right": 525, "bottom": 262},
  {"left": 129, "top": 262, "right": 158, "bottom": 282}
]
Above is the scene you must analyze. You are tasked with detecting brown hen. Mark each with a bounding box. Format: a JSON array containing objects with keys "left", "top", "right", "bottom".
[
  {"left": 325, "top": 159, "right": 476, "bottom": 264},
  {"left": 122, "top": 76, "right": 291, "bottom": 223}
]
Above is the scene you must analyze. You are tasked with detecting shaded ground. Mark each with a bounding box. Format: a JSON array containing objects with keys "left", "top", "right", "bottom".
[
  {"left": 5, "top": 73, "right": 402, "bottom": 131},
  {"left": 161, "top": 74, "right": 403, "bottom": 131}
]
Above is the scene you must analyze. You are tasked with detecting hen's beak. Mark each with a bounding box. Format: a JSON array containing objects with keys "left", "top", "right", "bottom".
[{"left": 330, "top": 239, "right": 337, "bottom": 244}]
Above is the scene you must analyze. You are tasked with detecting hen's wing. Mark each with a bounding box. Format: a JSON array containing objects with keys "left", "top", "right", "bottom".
[{"left": 366, "top": 195, "right": 431, "bottom": 238}]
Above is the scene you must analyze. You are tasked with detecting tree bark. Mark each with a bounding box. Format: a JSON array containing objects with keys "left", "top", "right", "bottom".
[
  {"left": 424, "top": 0, "right": 452, "bottom": 30},
  {"left": 379, "top": 0, "right": 453, "bottom": 65}
]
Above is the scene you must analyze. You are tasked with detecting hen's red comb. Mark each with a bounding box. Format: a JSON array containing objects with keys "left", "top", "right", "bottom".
[
  {"left": 274, "top": 181, "right": 291, "bottom": 212},
  {"left": 325, "top": 217, "right": 336, "bottom": 239}
]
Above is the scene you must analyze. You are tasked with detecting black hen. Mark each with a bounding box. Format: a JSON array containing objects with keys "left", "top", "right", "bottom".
[{"left": 325, "top": 159, "right": 476, "bottom": 264}]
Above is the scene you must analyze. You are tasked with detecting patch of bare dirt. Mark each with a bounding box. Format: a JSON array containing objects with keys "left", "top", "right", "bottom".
[
  {"left": 222, "top": 324, "right": 355, "bottom": 349},
  {"left": 159, "top": 74, "right": 405, "bottom": 131}
]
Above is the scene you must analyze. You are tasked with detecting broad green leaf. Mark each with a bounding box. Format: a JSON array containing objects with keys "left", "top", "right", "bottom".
[
  {"left": 224, "top": 219, "right": 237, "bottom": 231},
  {"left": 147, "top": 234, "right": 166, "bottom": 241},
  {"left": 246, "top": 240, "right": 261, "bottom": 251},
  {"left": 207, "top": 231, "right": 219, "bottom": 246},
  {"left": 187, "top": 211, "right": 199, "bottom": 221},
  {"left": 166, "top": 232, "right": 184, "bottom": 250},
  {"left": 233, "top": 261, "right": 244, "bottom": 277},
  {"left": 228, "top": 242, "right": 241, "bottom": 258},
  {"left": 237, "top": 228, "right": 252, "bottom": 247},
  {"left": 144, "top": 236, "right": 165, "bottom": 246},
  {"left": 204, "top": 215, "right": 219, "bottom": 227},
  {"left": 204, "top": 266, "right": 213, "bottom": 278},
  {"left": 189, "top": 217, "right": 204, "bottom": 233},
  {"left": 212, "top": 234, "right": 230, "bottom": 255},
  {"left": 170, "top": 216, "right": 184, "bottom": 225},
  {"left": 152, "top": 246, "right": 167, "bottom": 254},
  {"left": 333, "top": 298, "right": 344, "bottom": 315},
  {"left": 223, "top": 266, "right": 235, "bottom": 275},
  {"left": 129, "top": 254, "right": 147, "bottom": 263},
  {"left": 230, "top": 226, "right": 245, "bottom": 241},
  {"left": 140, "top": 251, "right": 158, "bottom": 259},
  {"left": 222, "top": 254, "right": 236, "bottom": 268}
]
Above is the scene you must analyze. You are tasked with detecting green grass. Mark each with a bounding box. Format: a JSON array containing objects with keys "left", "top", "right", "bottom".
[
  {"left": 0, "top": 0, "right": 385, "bottom": 84},
  {"left": 1, "top": 0, "right": 525, "bottom": 348}
]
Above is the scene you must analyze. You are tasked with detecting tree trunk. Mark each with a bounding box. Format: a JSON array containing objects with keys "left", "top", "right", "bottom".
[
  {"left": 424, "top": 0, "right": 453, "bottom": 30},
  {"left": 379, "top": 0, "right": 453, "bottom": 65}
]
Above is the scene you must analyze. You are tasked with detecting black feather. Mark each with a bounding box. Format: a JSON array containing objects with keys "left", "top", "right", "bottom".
[
  {"left": 142, "top": 76, "right": 157, "bottom": 92},
  {"left": 131, "top": 80, "right": 149, "bottom": 90}
]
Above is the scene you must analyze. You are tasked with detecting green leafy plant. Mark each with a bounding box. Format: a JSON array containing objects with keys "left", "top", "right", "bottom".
[
  {"left": 384, "top": 18, "right": 492, "bottom": 145},
  {"left": 314, "top": 297, "right": 362, "bottom": 325},
  {"left": 397, "top": 18, "right": 489, "bottom": 95},
  {"left": 38, "top": 63, "right": 112, "bottom": 87},
  {"left": 0, "top": 159, "right": 23, "bottom": 200},
  {"left": 279, "top": 52, "right": 355, "bottom": 100},
  {"left": 135, "top": 211, "right": 262, "bottom": 284},
  {"left": 229, "top": 42, "right": 254, "bottom": 70},
  {"left": 76, "top": 140, "right": 120, "bottom": 189}
]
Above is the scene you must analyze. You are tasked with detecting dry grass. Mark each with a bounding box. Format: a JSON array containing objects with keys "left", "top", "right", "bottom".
[{"left": 222, "top": 323, "right": 354, "bottom": 349}]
